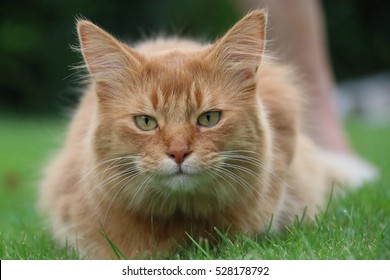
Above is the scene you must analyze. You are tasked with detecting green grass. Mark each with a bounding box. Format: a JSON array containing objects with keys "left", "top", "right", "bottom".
[{"left": 1, "top": 114, "right": 389, "bottom": 259}]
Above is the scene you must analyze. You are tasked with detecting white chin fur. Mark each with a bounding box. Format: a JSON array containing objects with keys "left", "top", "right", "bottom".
[
  {"left": 165, "top": 174, "right": 195, "bottom": 189},
  {"left": 152, "top": 157, "right": 208, "bottom": 192}
]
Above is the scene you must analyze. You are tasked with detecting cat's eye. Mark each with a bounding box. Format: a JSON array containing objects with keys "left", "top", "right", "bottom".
[
  {"left": 134, "top": 115, "right": 158, "bottom": 131},
  {"left": 197, "top": 111, "right": 221, "bottom": 127}
]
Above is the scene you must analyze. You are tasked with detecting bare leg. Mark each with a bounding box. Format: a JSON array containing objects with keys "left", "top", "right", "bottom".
[{"left": 235, "top": 0, "right": 351, "bottom": 153}]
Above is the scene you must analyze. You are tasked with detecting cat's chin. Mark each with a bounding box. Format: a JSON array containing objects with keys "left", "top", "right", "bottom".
[{"left": 156, "top": 172, "right": 209, "bottom": 193}]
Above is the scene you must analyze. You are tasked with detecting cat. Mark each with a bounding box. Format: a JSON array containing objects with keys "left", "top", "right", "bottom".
[{"left": 39, "top": 10, "right": 376, "bottom": 259}]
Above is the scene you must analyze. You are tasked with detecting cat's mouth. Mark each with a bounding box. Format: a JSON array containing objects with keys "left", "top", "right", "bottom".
[
  {"left": 163, "top": 161, "right": 199, "bottom": 177},
  {"left": 175, "top": 166, "right": 185, "bottom": 175},
  {"left": 167, "top": 167, "right": 196, "bottom": 180}
]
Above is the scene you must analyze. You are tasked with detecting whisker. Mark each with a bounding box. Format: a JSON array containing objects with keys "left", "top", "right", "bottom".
[
  {"left": 212, "top": 164, "right": 273, "bottom": 209},
  {"left": 220, "top": 162, "right": 264, "bottom": 181},
  {"left": 73, "top": 154, "right": 141, "bottom": 190},
  {"left": 128, "top": 172, "right": 155, "bottom": 211},
  {"left": 213, "top": 165, "right": 253, "bottom": 190},
  {"left": 102, "top": 171, "right": 146, "bottom": 224},
  {"left": 220, "top": 151, "right": 276, "bottom": 175},
  {"left": 211, "top": 165, "right": 254, "bottom": 200},
  {"left": 95, "top": 169, "right": 139, "bottom": 203},
  {"left": 205, "top": 168, "right": 234, "bottom": 205},
  {"left": 85, "top": 165, "right": 138, "bottom": 199}
]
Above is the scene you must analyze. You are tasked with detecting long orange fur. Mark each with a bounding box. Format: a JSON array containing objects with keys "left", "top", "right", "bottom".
[{"left": 40, "top": 10, "right": 363, "bottom": 259}]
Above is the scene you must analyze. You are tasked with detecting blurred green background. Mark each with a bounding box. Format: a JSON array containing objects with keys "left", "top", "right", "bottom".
[{"left": 0, "top": 0, "right": 389, "bottom": 114}]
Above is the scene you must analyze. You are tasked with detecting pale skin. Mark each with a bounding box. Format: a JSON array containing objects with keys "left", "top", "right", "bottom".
[{"left": 235, "top": 0, "right": 351, "bottom": 153}]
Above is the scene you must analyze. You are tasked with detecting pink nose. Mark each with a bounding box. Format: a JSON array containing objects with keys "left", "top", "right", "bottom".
[
  {"left": 168, "top": 150, "right": 192, "bottom": 164},
  {"left": 167, "top": 141, "right": 192, "bottom": 164}
]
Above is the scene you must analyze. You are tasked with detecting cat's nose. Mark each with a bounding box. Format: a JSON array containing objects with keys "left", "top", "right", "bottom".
[
  {"left": 168, "top": 150, "right": 192, "bottom": 165},
  {"left": 167, "top": 141, "right": 192, "bottom": 165}
]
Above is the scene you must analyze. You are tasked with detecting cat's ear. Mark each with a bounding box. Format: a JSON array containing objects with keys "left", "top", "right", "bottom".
[
  {"left": 77, "top": 20, "right": 143, "bottom": 84},
  {"left": 207, "top": 10, "right": 267, "bottom": 82}
]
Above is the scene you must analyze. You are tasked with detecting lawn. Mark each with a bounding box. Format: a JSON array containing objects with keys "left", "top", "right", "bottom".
[{"left": 0, "top": 114, "right": 389, "bottom": 259}]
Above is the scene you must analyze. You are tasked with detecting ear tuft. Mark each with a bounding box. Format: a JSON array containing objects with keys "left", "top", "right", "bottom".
[
  {"left": 209, "top": 10, "right": 267, "bottom": 80},
  {"left": 76, "top": 20, "right": 142, "bottom": 83}
]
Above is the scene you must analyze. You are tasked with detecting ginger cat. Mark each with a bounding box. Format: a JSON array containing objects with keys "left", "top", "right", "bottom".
[{"left": 39, "top": 10, "right": 374, "bottom": 259}]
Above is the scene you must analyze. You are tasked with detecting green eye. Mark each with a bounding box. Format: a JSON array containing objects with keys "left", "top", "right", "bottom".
[
  {"left": 134, "top": 115, "right": 158, "bottom": 131},
  {"left": 197, "top": 111, "right": 221, "bottom": 127}
]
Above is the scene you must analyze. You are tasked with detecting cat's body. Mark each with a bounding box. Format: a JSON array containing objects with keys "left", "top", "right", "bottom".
[{"left": 39, "top": 11, "right": 373, "bottom": 259}]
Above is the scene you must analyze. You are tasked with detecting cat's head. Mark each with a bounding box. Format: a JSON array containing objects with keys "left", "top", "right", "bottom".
[{"left": 77, "top": 10, "right": 273, "bottom": 216}]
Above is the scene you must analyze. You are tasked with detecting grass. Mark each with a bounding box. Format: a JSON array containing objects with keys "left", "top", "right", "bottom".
[{"left": 0, "top": 114, "right": 389, "bottom": 259}]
